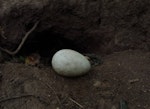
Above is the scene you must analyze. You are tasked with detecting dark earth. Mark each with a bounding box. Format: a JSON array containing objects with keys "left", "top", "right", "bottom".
[
  {"left": 0, "top": 50, "right": 150, "bottom": 109},
  {"left": 0, "top": 0, "right": 150, "bottom": 109}
]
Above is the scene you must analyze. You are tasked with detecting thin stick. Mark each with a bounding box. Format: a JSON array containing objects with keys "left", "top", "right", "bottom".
[
  {"left": 0, "top": 95, "right": 33, "bottom": 103},
  {"left": 36, "top": 78, "right": 62, "bottom": 108},
  {"left": 0, "top": 21, "right": 39, "bottom": 55},
  {"left": 45, "top": 82, "right": 62, "bottom": 107},
  {"left": 0, "top": 26, "right": 7, "bottom": 39},
  {"left": 0, "top": 94, "right": 50, "bottom": 105},
  {"left": 69, "top": 97, "right": 84, "bottom": 109},
  {"left": 1, "top": 34, "right": 7, "bottom": 39},
  {"left": 1, "top": 32, "right": 7, "bottom": 39}
]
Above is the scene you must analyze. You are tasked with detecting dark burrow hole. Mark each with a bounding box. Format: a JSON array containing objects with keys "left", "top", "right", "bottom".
[{"left": 17, "top": 29, "right": 87, "bottom": 65}]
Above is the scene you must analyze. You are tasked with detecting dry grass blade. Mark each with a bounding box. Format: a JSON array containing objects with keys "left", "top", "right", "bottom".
[{"left": 69, "top": 97, "right": 84, "bottom": 109}]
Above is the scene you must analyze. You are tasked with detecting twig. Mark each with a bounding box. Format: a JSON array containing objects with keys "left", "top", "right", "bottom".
[
  {"left": 128, "top": 78, "right": 139, "bottom": 84},
  {"left": 45, "top": 82, "right": 62, "bottom": 107},
  {"left": 0, "top": 31, "right": 7, "bottom": 39},
  {"left": 0, "top": 21, "right": 39, "bottom": 55},
  {"left": 0, "top": 94, "right": 33, "bottom": 103},
  {"left": 1, "top": 34, "right": 7, "bottom": 39},
  {"left": 0, "top": 94, "right": 50, "bottom": 105},
  {"left": 69, "top": 97, "right": 84, "bottom": 109},
  {"left": 36, "top": 78, "right": 62, "bottom": 108},
  {"left": 0, "top": 26, "right": 7, "bottom": 39}
]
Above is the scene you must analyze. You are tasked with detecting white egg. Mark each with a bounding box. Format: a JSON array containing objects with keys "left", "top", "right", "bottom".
[{"left": 51, "top": 49, "right": 91, "bottom": 77}]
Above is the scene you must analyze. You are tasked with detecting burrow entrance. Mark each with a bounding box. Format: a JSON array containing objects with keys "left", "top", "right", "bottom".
[{"left": 18, "top": 28, "right": 87, "bottom": 64}]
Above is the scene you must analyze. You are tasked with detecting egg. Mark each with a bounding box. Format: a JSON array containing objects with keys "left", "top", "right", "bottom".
[{"left": 51, "top": 49, "right": 91, "bottom": 77}]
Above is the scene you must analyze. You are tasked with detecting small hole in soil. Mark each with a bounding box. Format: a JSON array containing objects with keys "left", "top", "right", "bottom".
[{"left": 18, "top": 29, "right": 85, "bottom": 64}]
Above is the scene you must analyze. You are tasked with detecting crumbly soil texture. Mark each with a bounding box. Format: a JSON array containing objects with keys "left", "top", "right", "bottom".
[
  {"left": 0, "top": 0, "right": 150, "bottom": 109},
  {"left": 0, "top": 50, "right": 150, "bottom": 109}
]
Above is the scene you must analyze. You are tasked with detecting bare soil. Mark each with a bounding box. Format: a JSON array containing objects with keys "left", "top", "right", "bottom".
[
  {"left": 0, "top": 1, "right": 150, "bottom": 109},
  {"left": 0, "top": 50, "right": 149, "bottom": 109}
]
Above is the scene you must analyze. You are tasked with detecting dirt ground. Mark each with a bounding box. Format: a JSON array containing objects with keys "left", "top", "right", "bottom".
[
  {"left": 0, "top": 50, "right": 149, "bottom": 109},
  {"left": 0, "top": 0, "right": 150, "bottom": 109}
]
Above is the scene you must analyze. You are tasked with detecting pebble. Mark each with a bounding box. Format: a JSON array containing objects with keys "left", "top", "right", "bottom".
[
  {"left": 93, "top": 80, "right": 101, "bottom": 88},
  {"left": 51, "top": 49, "right": 91, "bottom": 77},
  {"left": 111, "top": 105, "right": 117, "bottom": 109}
]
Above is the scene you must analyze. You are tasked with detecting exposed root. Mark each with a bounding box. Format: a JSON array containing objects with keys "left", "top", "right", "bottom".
[{"left": 0, "top": 21, "right": 39, "bottom": 55}]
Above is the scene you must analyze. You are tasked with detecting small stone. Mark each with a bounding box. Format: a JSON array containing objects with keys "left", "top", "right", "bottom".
[
  {"left": 93, "top": 81, "right": 101, "bottom": 87},
  {"left": 111, "top": 105, "right": 117, "bottom": 109},
  {"left": 51, "top": 49, "right": 91, "bottom": 77}
]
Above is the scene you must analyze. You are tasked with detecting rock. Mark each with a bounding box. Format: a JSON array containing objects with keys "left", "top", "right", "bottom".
[
  {"left": 51, "top": 49, "right": 91, "bottom": 77},
  {"left": 93, "top": 80, "right": 101, "bottom": 88},
  {"left": 111, "top": 105, "right": 117, "bottom": 109}
]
